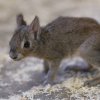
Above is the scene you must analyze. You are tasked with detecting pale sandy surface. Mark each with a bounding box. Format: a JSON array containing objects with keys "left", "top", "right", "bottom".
[{"left": 0, "top": 0, "right": 100, "bottom": 100}]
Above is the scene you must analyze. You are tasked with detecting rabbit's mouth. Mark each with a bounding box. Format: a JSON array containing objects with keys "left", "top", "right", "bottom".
[{"left": 14, "top": 53, "right": 24, "bottom": 61}]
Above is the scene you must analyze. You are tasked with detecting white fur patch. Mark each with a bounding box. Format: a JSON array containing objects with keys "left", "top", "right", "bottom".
[{"left": 21, "top": 39, "right": 25, "bottom": 49}]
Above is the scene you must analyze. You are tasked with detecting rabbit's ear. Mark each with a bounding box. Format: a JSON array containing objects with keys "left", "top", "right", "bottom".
[
  {"left": 29, "top": 16, "right": 41, "bottom": 40},
  {"left": 16, "top": 14, "right": 27, "bottom": 27}
]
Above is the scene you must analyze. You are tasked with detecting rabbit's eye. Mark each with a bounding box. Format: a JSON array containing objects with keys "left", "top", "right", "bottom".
[{"left": 24, "top": 41, "right": 30, "bottom": 48}]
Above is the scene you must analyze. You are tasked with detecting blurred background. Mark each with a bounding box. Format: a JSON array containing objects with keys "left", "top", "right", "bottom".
[{"left": 0, "top": 0, "right": 100, "bottom": 99}]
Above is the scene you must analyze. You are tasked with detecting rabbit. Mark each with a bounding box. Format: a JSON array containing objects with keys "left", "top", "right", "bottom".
[{"left": 9, "top": 14, "right": 100, "bottom": 86}]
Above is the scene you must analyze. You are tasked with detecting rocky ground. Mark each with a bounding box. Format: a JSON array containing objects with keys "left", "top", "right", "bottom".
[{"left": 0, "top": 0, "right": 100, "bottom": 100}]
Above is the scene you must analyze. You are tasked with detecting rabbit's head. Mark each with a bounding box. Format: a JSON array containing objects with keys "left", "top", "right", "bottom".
[{"left": 9, "top": 14, "right": 41, "bottom": 60}]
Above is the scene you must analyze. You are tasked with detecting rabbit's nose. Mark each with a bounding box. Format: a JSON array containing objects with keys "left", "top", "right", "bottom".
[
  {"left": 12, "top": 56, "right": 17, "bottom": 59},
  {"left": 9, "top": 52, "right": 18, "bottom": 60},
  {"left": 10, "top": 54, "right": 17, "bottom": 60}
]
